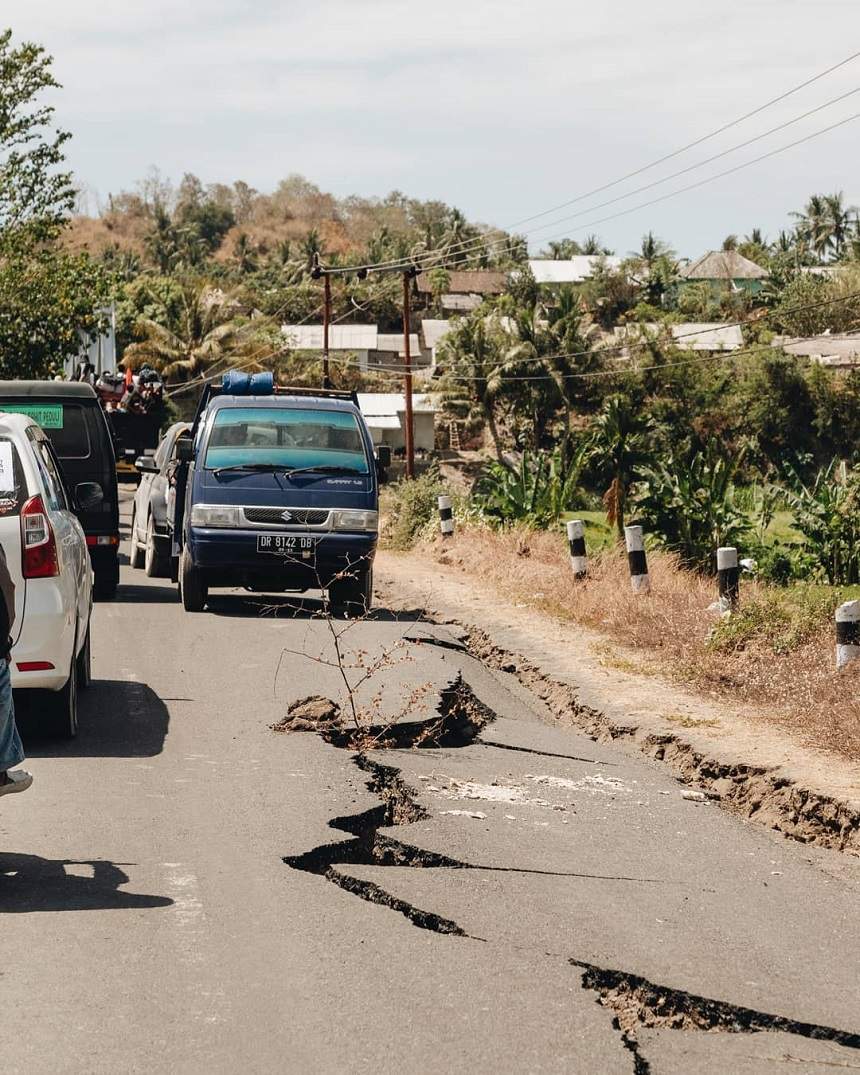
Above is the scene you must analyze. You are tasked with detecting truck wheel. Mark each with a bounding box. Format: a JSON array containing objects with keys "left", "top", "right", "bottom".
[
  {"left": 47, "top": 648, "right": 78, "bottom": 739},
  {"left": 181, "top": 548, "right": 207, "bottom": 612},
  {"left": 129, "top": 507, "right": 144, "bottom": 569},
  {"left": 144, "top": 514, "right": 168, "bottom": 578},
  {"left": 93, "top": 558, "right": 119, "bottom": 601},
  {"left": 329, "top": 566, "right": 373, "bottom": 618}
]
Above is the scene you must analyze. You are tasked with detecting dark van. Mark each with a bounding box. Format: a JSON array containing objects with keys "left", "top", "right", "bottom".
[
  {"left": 171, "top": 371, "right": 389, "bottom": 614},
  {"left": 0, "top": 382, "right": 120, "bottom": 598}
]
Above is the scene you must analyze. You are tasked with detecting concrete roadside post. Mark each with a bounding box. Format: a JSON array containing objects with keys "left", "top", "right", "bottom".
[
  {"left": 836, "top": 600, "right": 860, "bottom": 669},
  {"left": 624, "top": 525, "right": 650, "bottom": 594},
  {"left": 438, "top": 495, "right": 454, "bottom": 537},
  {"left": 566, "top": 519, "right": 587, "bottom": 580},
  {"left": 717, "top": 546, "right": 740, "bottom": 612}
]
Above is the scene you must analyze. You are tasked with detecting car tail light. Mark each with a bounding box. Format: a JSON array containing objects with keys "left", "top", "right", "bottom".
[
  {"left": 21, "top": 495, "right": 59, "bottom": 578},
  {"left": 16, "top": 661, "right": 55, "bottom": 672}
]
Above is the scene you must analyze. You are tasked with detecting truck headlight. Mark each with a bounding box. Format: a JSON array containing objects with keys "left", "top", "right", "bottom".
[
  {"left": 331, "top": 509, "right": 378, "bottom": 532},
  {"left": 190, "top": 504, "right": 241, "bottom": 528}
]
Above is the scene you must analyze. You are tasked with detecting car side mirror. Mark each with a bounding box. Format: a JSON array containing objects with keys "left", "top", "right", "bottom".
[
  {"left": 176, "top": 438, "right": 193, "bottom": 463},
  {"left": 376, "top": 445, "right": 391, "bottom": 470},
  {"left": 135, "top": 454, "right": 158, "bottom": 473},
  {"left": 75, "top": 481, "right": 104, "bottom": 511}
]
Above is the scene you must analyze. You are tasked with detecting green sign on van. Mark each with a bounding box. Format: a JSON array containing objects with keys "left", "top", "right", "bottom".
[{"left": 0, "top": 403, "right": 64, "bottom": 428}]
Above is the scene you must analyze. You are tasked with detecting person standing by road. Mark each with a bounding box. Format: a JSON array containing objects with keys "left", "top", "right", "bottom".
[{"left": 0, "top": 543, "right": 32, "bottom": 797}]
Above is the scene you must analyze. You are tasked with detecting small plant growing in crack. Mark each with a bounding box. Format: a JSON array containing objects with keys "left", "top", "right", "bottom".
[{"left": 270, "top": 551, "right": 442, "bottom": 750}]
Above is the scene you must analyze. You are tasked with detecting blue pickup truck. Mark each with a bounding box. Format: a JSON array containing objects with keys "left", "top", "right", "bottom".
[{"left": 170, "top": 372, "right": 389, "bottom": 615}]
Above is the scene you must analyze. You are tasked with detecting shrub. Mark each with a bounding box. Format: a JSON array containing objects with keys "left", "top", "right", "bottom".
[
  {"left": 707, "top": 586, "right": 838, "bottom": 655},
  {"left": 473, "top": 444, "right": 590, "bottom": 528},
  {"left": 778, "top": 461, "right": 860, "bottom": 584},
  {"left": 632, "top": 440, "right": 750, "bottom": 573},
  {"left": 383, "top": 464, "right": 446, "bottom": 551}
]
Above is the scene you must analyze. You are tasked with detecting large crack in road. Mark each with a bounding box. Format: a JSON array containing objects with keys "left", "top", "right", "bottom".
[{"left": 280, "top": 671, "right": 860, "bottom": 1071}]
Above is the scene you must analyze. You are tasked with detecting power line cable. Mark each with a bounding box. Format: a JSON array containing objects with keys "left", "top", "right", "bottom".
[{"left": 326, "top": 48, "right": 860, "bottom": 275}]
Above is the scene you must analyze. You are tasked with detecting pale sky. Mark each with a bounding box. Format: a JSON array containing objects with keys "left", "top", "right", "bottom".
[{"left": 7, "top": 0, "right": 860, "bottom": 257}]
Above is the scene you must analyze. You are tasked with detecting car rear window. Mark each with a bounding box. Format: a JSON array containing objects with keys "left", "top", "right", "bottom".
[
  {"left": 0, "top": 437, "right": 27, "bottom": 517},
  {"left": 0, "top": 402, "right": 92, "bottom": 459}
]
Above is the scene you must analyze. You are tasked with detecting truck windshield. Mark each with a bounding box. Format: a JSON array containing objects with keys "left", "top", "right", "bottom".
[{"left": 204, "top": 407, "right": 369, "bottom": 474}]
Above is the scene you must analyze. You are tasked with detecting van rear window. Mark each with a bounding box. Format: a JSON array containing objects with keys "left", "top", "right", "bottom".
[{"left": 0, "top": 402, "right": 92, "bottom": 459}]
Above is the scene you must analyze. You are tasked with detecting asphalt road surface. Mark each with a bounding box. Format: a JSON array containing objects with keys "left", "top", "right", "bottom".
[{"left": 2, "top": 490, "right": 859, "bottom": 1074}]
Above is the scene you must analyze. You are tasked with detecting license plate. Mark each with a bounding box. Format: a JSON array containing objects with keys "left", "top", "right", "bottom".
[{"left": 257, "top": 534, "right": 318, "bottom": 558}]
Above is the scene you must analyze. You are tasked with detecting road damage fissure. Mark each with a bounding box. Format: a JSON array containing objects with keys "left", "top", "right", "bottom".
[
  {"left": 572, "top": 958, "right": 860, "bottom": 1072},
  {"left": 462, "top": 627, "right": 860, "bottom": 854}
]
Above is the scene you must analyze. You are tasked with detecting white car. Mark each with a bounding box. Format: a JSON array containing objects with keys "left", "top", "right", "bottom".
[{"left": 0, "top": 413, "right": 96, "bottom": 737}]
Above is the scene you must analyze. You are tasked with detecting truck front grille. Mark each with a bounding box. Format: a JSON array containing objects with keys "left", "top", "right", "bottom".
[{"left": 242, "top": 507, "right": 330, "bottom": 527}]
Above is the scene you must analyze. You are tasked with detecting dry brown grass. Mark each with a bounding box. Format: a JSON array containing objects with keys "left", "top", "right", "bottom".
[{"left": 417, "top": 525, "right": 860, "bottom": 761}]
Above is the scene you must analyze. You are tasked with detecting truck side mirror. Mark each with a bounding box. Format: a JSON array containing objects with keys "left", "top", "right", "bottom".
[
  {"left": 176, "top": 438, "right": 193, "bottom": 463},
  {"left": 376, "top": 445, "right": 391, "bottom": 470}
]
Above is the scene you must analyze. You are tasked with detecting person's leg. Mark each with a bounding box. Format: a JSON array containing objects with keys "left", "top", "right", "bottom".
[{"left": 0, "top": 658, "right": 30, "bottom": 794}]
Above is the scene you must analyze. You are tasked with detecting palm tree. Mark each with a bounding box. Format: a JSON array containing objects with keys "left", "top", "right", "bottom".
[
  {"left": 634, "top": 231, "right": 674, "bottom": 270},
  {"left": 825, "top": 191, "right": 858, "bottom": 259},
  {"left": 721, "top": 234, "right": 738, "bottom": 252},
  {"left": 543, "top": 238, "right": 582, "bottom": 259},
  {"left": 122, "top": 279, "right": 250, "bottom": 383},
  {"left": 791, "top": 195, "right": 833, "bottom": 261},
  {"left": 437, "top": 318, "right": 507, "bottom": 460},
  {"left": 590, "top": 395, "right": 653, "bottom": 538}
]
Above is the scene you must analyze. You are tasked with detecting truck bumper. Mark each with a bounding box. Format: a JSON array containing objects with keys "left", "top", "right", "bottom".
[{"left": 187, "top": 528, "right": 377, "bottom": 589}]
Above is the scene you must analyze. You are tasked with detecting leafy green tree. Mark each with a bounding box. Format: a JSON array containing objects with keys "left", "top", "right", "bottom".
[
  {"left": 0, "top": 247, "right": 110, "bottom": 377},
  {"left": 0, "top": 29, "right": 74, "bottom": 248}
]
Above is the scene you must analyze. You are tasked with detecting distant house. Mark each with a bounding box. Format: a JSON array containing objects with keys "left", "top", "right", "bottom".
[
  {"left": 679, "top": 251, "right": 769, "bottom": 295},
  {"left": 774, "top": 333, "right": 860, "bottom": 369},
  {"left": 370, "top": 333, "right": 426, "bottom": 370},
  {"left": 527, "top": 257, "right": 625, "bottom": 286},
  {"left": 282, "top": 324, "right": 378, "bottom": 371},
  {"left": 357, "top": 392, "right": 437, "bottom": 452},
  {"left": 416, "top": 270, "right": 507, "bottom": 313},
  {"left": 421, "top": 319, "right": 454, "bottom": 366},
  {"left": 613, "top": 322, "right": 744, "bottom": 355}
]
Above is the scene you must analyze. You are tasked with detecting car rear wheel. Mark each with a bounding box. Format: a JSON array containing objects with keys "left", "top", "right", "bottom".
[
  {"left": 144, "top": 513, "right": 168, "bottom": 578},
  {"left": 181, "top": 548, "right": 207, "bottom": 612},
  {"left": 76, "top": 624, "right": 92, "bottom": 689},
  {"left": 47, "top": 647, "right": 78, "bottom": 739},
  {"left": 129, "top": 507, "right": 144, "bottom": 569},
  {"left": 329, "top": 565, "right": 373, "bottom": 618}
]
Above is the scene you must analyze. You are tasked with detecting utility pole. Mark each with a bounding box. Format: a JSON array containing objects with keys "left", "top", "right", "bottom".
[
  {"left": 402, "top": 269, "right": 415, "bottom": 479},
  {"left": 322, "top": 271, "right": 332, "bottom": 389},
  {"left": 311, "top": 253, "right": 332, "bottom": 389}
]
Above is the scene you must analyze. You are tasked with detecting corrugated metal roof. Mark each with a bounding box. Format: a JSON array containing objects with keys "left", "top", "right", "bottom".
[
  {"left": 416, "top": 270, "right": 507, "bottom": 294},
  {"left": 375, "top": 333, "right": 421, "bottom": 356},
  {"left": 680, "top": 251, "right": 768, "bottom": 280},
  {"left": 281, "top": 324, "right": 378, "bottom": 350},
  {"left": 442, "top": 293, "right": 482, "bottom": 311},
  {"left": 421, "top": 320, "right": 453, "bottom": 349},
  {"left": 357, "top": 393, "right": 436, "bottom": 416},
  {"left": 775, "top": 333, "right": 860, "bottom": 360},
  {"left": 528, "top": 257, "right": 624, "bottom": 284},
  {"left": 614, "top": 322, "right": 744, "bottom": 351}
]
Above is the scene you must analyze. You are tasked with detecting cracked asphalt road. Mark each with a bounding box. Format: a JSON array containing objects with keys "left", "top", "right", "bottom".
[{"left": 1, "top": 491, "right": 859, "bottom": 1074}]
